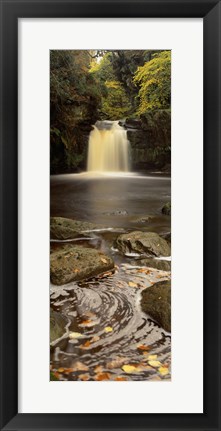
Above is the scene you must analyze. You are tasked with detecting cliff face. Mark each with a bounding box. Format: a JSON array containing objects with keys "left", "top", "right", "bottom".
[{"left": 124, "top": 114, "right": 171, "bottom": 171}]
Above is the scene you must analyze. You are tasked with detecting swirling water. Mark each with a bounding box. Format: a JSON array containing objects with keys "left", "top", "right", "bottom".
[{"left": 50, "top": 174, "right": 171, "bottom": 381}]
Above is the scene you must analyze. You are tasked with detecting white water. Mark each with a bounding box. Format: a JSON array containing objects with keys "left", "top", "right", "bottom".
[{"left": 87, "top": 122, "right": 130, "bottom": 172}]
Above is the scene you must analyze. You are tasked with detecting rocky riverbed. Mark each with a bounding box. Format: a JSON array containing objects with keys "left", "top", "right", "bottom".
[{"left": 50, "top": 210, "right": 171, "bottom": 381}]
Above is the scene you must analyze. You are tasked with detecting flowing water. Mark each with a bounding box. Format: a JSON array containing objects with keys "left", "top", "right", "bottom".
[
  {"left": 87, "top": 122, "right": 130, "bottom": 172},
  {"left": 50, "top": 173, "right": 171, "bottom": 381}
]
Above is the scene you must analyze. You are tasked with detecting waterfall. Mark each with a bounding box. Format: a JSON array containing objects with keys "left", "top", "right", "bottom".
[{"left": 87, "top": 121, "right": 130, "bottom": 172}]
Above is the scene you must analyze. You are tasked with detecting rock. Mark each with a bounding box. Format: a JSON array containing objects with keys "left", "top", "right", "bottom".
[
  {"left": 50, "top": 309, "right": 67, "bottom": 343},
  {"left": 132, "top": 216, "right": 153, "bottom": 224},
  {"left": 162, "top": 202, "right": 171, "bottom": 216},
  {"left": 50, "top": 217, "right": 106, "bottom": 240},
  {"left": 139, "top": 258, "right": 171, "bottom": 271},
  {"left": 141, "top": 280, "right": 171, "bottom": 332},
  {"left": 161, "top": 232, "right": 171, "bottom": 243},
  {"left": 116, "top": 231, "right": 170, "bottom": 257},
  {"left": 103, "top": 210, "right": 128, "bottom": 216},
  {"left": 50, "top": 245, "right": 114, "bottom": 285}
]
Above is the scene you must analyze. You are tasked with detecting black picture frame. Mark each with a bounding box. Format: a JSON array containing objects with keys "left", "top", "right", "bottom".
[{"left": 0, "top": 0, "right": 220, "bottom": 430}]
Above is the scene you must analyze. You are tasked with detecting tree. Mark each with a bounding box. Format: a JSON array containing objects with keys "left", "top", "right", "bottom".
[{"left": 133, "top": 51, "right": 171, "bottom": 114}]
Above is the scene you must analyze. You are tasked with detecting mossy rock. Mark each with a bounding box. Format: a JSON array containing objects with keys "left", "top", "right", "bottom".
[
  {"left": 50, "top": 217, "right": 106, "bottom": 240},
  {"left": 50, "top": 309, "right": 67, "bottom": 343},
  {"left": 139, "top": 258, "right": 171, "bottom": 271},
  {"left": 116, "top": 231, "right": 170, "bottom": 257},
  {"left": 141, "top": 280, "right": 171, "bottom": 332},
  {"left": 162, "top": 202, "right": 171, "bottom": 216},
  {"left": 50, "top": 245, "right": 114, "bottom": 285}
]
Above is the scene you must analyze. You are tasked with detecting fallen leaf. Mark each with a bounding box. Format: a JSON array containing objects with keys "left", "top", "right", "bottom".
[
  {"left": 128, "top": 281, "right": 138, "bottom": 288},
  {"left": 73, "top": 269, "right": 80, "bottom": 273},
  {"left": 91, "top": 335, "right": 100, "bottom": 343},
  {"left": 148, "top": 354, "right": 158, "bottom": 360},
  {"left": 94, "top": 365, "right": 103, "bottom": 374},
  {"left": 122, "top": 364, "right": 142, "bottom": 374},
  {"left": 101, "top": 257, "right": 108, "bottom": 264},
  {"left": 79, "top": 340, "right": 91, "bottom": 349},
  {"left": 79, "top": 319, "right": 98, "bottom": 327},
  {"left": 104, "top": 326, "right": 113, "bottom": 333},
  {"left": 57, "top": 367, "right": 65, "bottom": 373},
  {"left": 69, "top": 332, "right": 83, "bottom": 339},
  {"left": 137, "top": 344, "right": 150, "bottom": 351},
  {"left": 107, "top": 357, "right": 128, "bottom": 369},
  {"left": 79, "top": 373, "right": 90, "bottom": 381},
  {"left": 148, "top": 360, "right": 162, "bottom": 368},
  {"left": 114, "top": 376, "right": 128, "bottom": 381},
  {"left": 95, "top": 372, "right": 111, "bottom": 381},
  {"left": 159, "top": 366, "right": 169, "bottom": 376},
  {"left": 72, "top": 362, "right": 89, "bottom": 372}
]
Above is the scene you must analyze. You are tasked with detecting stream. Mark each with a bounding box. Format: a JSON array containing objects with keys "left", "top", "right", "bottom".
[{"left": 50, "top": 173, "right": 171, "bottom": 381}]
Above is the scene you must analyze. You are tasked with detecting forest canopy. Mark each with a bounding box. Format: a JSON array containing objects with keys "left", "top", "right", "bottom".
[{"left": 50, "top": 49, "right": 171, "bottom": 173}]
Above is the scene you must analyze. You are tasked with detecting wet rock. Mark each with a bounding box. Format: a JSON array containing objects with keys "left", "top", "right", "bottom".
[
  {"left": 50, "top": 217, "right": 106, "bottom": 240},
  {"left": 103, "top": 210, "right": 128, "bottom": 216},
  {"left": 162, "top": 202, "right": 171, "bottom": 216},
  {"left": 116, "top": 231, "right": 170, "bottom": 257},
  {"left": 50, "top": 245, "right": 114, "bottom": 285},
  {"left": 161, "top": 232, "right": 171, "bottom": 243},
  {"left": 132, "top": 215, "right": 154, "bottom": 224},
  {"left": 139, "top": 258, "right": 171, "bottom": 271},
  {"left": 141, "top": 280, "right": 171, "bottom": 332},
  {"left": 50, "top": 309, "right": 67, "bottom": 343}
]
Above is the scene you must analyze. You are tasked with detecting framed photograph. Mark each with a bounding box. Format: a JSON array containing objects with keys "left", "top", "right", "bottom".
[{"left": 0, "top": 0, "right": 220, "bottom": 430}]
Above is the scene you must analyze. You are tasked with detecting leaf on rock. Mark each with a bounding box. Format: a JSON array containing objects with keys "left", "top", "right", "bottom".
[
  {"left": 101, "top": 257, "right": 108, "bottom": 264},
  {"left": 91, "top": 335, "right": 100, "bottom": 343}
]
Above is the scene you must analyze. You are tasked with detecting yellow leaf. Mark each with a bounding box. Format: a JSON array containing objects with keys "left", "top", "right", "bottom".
[
  {"left": 122, "top": 364, "right": 142, "bottom": 374},
  {"left": 101, "top": 257, "right": 108, "bottom": 263},
  {"left": 104, "top": 326, "right": 113, "bottom": 333},
  {"left": 148, "top": 354, "right": 157, "bottom": 360},
  {"left": 69, "top": 332, "right": 83, "bottom": 339},
  {"left": 148, "top": 360, "right": 162, "bottom": 367},
  {"left": 128, "top": 281, "right": 138, "bottom": 288},
  {"left": 159, "top": 366, "right": 169, "bottom": 376}
]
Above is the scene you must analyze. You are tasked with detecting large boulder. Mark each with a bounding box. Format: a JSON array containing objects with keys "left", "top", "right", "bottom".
[
  {"left": 50, "top": 309, "right": 67, "bottom": 343},
  {"left": 116, "top": 231, "right": 170, "bottom": 257},
  {"left": 50, "top": 245, "right": 114, "bottom": 285},
  {"left": 50, "top": 217, "right": 106, "bottom": 240},
  {"left": 141, "top": 280, "right": 171, "bottom": 332}
]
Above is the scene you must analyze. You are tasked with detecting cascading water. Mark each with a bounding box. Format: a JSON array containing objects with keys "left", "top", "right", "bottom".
[{"left": 87, "top": 121, "right": 130, "bottom": 172}]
